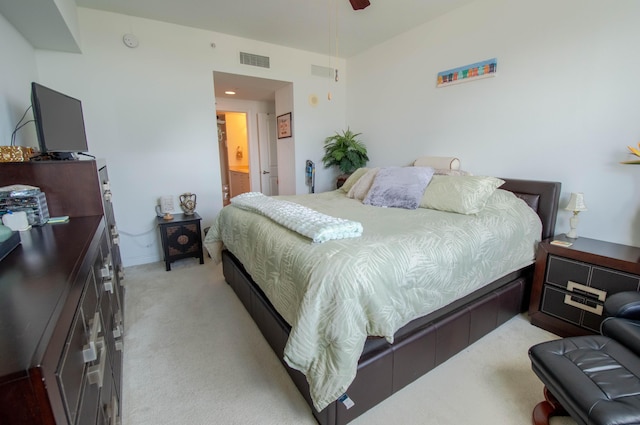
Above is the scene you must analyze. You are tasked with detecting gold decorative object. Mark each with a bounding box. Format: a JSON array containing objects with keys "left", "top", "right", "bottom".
[
  {"left": 0, "top": 146, "right": 35, "bottom": 162},
  {"left": 179, "top": 193, "right": 197, "bottom": 215},
  {"left": 623, "top": 142, "right": 640, "bottom": 164}
]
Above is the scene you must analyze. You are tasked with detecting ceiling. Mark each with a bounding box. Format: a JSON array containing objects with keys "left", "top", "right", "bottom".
[
  {"left": 76, "top": 0, "right": 474, "bottom": 59},
  {"left": 74, "top": 0, "right": 474, "bottom": 102},
  {"left": 212, "top": 72, "right": 291, "bottom": 102},
  {"left": 2, "top": 0, "right": 475, "bottom": 102}
]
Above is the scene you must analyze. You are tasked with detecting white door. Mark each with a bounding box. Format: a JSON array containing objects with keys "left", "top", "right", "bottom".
[{"left": 258, "top": 112, "right": 278, "bottom": 195}]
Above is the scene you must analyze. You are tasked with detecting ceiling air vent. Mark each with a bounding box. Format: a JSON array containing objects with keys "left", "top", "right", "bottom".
[
  {"left": 240, "top": 52, "right": 270, "bottom": 68},
  {"left": 311, "top": 65, "right": 334, "bottom": 79}
]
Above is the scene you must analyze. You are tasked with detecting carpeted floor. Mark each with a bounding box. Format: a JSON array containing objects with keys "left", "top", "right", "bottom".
[{"left": 121, "top": 257, "right": 577, "bottom": 425}]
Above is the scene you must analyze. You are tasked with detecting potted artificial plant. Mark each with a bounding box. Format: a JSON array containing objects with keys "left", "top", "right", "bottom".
[{"left": 322, "top": 129, "right": 369, "bottom": 182}]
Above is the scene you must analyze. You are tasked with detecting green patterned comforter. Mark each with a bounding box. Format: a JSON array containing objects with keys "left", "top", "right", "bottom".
[{"left": 204, "top": 189, "right": 542, "bottom": 411}]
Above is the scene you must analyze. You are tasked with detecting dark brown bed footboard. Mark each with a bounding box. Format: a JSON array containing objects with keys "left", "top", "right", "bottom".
[{"left": 221, "top": 178, "right": 561, "bottom": 425}]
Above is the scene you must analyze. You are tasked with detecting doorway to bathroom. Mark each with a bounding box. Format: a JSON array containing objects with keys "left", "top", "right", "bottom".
[
  {"left": 217, "top": 111, "right": 249, "bottom": 205},
  {"left": 213, "top": 71, "right": 289, "bottom": 206}
]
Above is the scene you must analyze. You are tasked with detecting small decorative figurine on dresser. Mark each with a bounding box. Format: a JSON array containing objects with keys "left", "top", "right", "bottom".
[{"left": 179, "top": 192, "right": 197, "bottom": 215}]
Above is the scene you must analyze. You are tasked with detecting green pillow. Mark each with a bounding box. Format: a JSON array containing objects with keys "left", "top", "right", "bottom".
[
  {"left": 420, "top": 175, "right": 505, "bottom": 214},
  {"left": 339, "top": 167, "right": 369, "bottom": 193}
]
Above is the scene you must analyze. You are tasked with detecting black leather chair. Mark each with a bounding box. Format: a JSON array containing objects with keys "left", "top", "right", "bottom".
[{"left": 529, "top": 291, "right": 640, "bottom": 425}]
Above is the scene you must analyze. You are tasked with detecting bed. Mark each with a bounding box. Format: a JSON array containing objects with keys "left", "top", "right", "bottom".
[{"left": 205, "top": 169, "right": 560, "bottom": 425}]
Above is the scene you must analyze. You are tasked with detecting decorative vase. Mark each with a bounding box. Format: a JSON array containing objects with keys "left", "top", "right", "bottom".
[{"left": 179, "top": 193, "right": 197, "bottom": 215}]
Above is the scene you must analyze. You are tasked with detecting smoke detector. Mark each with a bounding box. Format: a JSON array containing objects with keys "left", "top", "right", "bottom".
[{"left": 123, "top": 34, "right": 139, "bottom": 48}]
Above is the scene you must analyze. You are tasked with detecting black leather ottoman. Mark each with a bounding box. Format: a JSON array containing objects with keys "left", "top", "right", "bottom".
[{"left": 529, "top": 333, "right": 640, "bottom": 425}]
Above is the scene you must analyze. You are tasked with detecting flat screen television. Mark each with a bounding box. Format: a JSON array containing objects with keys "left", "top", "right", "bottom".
[{"left": 31, "top": 82, "right": 89, "bottom": 160}]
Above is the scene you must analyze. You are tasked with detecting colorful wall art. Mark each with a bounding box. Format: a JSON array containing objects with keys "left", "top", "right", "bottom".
[{"left": 437, "top": 58, "right": 497, "bottom": 87}]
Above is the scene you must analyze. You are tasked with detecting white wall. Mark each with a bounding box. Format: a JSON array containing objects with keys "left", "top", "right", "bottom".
[
  {"left": 347, "top": 0, "right": 640, "bottom": 247},
  {"left": 10, "top": 1, "right": 638, "bottom": 263},
  {"left": 34, "top": 8, "right": 347, "bottom": 266},
  {"left": 0, "top": 13, "right": 38, "bottom": 147},
  {"left": 276, "top": 84, "right": 296, "bottom": 195}
]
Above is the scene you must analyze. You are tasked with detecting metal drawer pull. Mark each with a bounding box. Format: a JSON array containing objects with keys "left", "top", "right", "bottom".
[
  {"left": 101, "top": 254, "right": 113, "bottom": 278},
  {"left": 101, "top": 257, "right": 114, "bottom": 289},
  {"left": 564, "top": 281, "right": 607, "bottom": 316},
  {"left": 115, "top": 310, "right": 123, "bottom": 330},
  {"left": 82, "top": 312, "right": 101, "bottom": 363},
  {"left": 107, "top": 395, "right": 120, "bottom": 425},
  {"left": 563, "top": 296, "right": 604, "bottom": 315},
  {"left": 567, "top": 281, "right": 607, "bottom": 301},
  {"left": 111, "top": 225, "right": 120, "bottom": 246},
  {"left": 104, "top": 278, "right": 114, "bottom": 293},
  {"left": 100, "top": 265, "right": 112, "bottom": 279},
  {"left": 113, "top": 310, "right": 124, "bottom": 350},
  {"left": 87, "top": 339, "right": 106, "bottom": 387}
]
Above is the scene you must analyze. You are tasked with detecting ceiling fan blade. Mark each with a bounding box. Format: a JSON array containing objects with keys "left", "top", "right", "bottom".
[{"left": 349, "top": 0, "right": 370, "bottom": 10}]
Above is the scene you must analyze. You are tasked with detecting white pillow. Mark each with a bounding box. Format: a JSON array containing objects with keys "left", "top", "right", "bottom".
[{"left": 347, "top": 168, "right": 379, "bottom": 200}]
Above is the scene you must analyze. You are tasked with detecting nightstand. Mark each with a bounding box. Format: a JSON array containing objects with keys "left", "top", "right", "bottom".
[
  {"left": 529, "top": 235, "right": 640, "bottom": 337},
  {"left": 157, "top": 212, "right": 204, "bottom": 271}
]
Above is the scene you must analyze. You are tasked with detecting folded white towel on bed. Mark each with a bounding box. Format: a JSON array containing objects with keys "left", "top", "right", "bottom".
[{"left": 230, "top": 192, "right": 363, "bottom": 243}]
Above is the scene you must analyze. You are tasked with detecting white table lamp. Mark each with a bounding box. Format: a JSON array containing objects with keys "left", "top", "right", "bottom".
[{"left": 564, "top": 192, "right": 587, "bottom": 239}]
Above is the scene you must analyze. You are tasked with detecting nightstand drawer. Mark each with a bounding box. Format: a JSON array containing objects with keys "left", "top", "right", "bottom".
[
  {"left": 540, "top": 285, "right": 583, "bottom": 325},
  {"left": 546, "top": 256, "right": 590, "bottom": 289},
  {"left": 540, "top": 285, "right": 604, "bottom": 333},
  {"left": 546, "top": 255, "right": 640, "bottom": 294},
  {"left": 590, "top": 267, "right": 640, "bottom": 293}
]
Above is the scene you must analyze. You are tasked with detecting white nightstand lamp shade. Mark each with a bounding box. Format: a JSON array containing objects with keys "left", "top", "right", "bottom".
[{"left": 564, "top": 192, "right": 587, "bottom": 239}]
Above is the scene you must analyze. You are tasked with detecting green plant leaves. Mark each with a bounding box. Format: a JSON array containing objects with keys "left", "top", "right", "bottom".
[{"left": 322, "top": 128, "right": 369, "bottom": 174}]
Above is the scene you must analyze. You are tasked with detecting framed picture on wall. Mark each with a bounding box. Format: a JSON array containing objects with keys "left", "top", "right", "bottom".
[
  {"left": 436, "top": 58, "right": 497, "bottom": 87},
  {"left": 277, "top": 112, "right": 292, "bottom": 139}
]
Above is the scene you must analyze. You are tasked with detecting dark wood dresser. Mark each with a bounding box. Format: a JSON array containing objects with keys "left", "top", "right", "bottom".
[
  {"left": 0, "top": 160, "right": 124, "bottom": 424},
  {"left": 529, "top": 235, "right": 640, "bottom": 337}
]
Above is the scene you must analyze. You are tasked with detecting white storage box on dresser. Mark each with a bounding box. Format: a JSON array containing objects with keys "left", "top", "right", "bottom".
[{"left": 0, "top": 159, "right": 124, "bottom": 424}]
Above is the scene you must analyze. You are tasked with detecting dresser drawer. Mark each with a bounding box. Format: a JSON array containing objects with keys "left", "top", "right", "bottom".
[
  {"left": 58, "top": 309, "right": 88, "bottom": 424},
  {"left": 57, "top": 266, "right": 104, "bottom": 424},
  {"left": 75, "top": 371, "right": 100, "bottom": 425}
]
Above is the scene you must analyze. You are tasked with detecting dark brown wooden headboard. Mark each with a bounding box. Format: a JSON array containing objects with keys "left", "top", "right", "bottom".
[{"left": 500, "top": 178, "right": 561, "bottom": 241}]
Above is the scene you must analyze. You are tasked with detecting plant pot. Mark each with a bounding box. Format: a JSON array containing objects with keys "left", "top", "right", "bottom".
[{"left": 336, "top": 173, "right": 351, "bottom": 189}]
